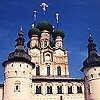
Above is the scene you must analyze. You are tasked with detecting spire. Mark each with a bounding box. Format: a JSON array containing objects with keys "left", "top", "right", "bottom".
[
  {"left": 55, "top": 13, "right": 60, "bottom": 29},
  {"left": 88, "top": 33, "right": 97, "bottom": 57},
  {"left": 15, "top": 26, "right": 25, "bottom": 50},
  {"left": 32, "top": 10, "right": 37, "bottom": 28}
]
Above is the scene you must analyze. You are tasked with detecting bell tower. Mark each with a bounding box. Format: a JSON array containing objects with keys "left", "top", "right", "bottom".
[
  {"left": 81, "top": 33, "right": 100, "bottom": 100},
  {"left": 3, "top": 27, "right": 35, "bottom": 100}
]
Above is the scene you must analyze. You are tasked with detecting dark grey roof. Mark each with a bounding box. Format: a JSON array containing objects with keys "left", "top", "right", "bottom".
[
  {"left": 81, "top": 34, "right": 100, "bottom": 72},
  {"left": 3, "top": 29, "right": 35, "bottom": 68}
]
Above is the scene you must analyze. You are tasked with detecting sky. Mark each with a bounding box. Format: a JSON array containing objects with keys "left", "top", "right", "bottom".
[{"left": 0, "top": 0, "right": 100, "bottom": 83}]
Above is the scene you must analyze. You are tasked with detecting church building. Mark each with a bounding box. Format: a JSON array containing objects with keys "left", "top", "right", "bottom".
[{"left": 0, "top": 7, "right": 100, "bottom": 100}]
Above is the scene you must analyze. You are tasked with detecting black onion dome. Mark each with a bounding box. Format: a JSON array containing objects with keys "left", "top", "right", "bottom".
[
  {"left": 81, "top": 34, "right": 100, "bottom": 72},
  {"left": 28, "top": 28, "right": 41, "bottom": 38},
  {"left": 36, "top": 21, "right": 53, "bottom": 33},
  {"left": 3, "top": 28, "right": 35, "bottom": 68},
  {"left": 53, "top": 29, "right": 65, "bottom": 39}
]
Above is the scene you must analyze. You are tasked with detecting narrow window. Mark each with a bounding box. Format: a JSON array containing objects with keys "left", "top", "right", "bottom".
[
  {"left": 60, "top": 96, "right": 63, "bottom": 100},
  {"left": 36, "top": 65, "right": 40, "bottom": 76},
  {"left": 16, "top": 85, "right": 19, "bottom": 91},
  {"left": 57, "top": 86, "right": 62, "bottom": 94},
  {"left": 44, "top": 41, "right": 47, "bottom": 47},
  {"left": 68, "top": 86, "right": 73, "bottom": 94},
  {"left": 77, "top": 86, "right": 82, "bottom": 93},
  {"left": 91, "top": 74, "right": 93, "bottom": 78},
  {"left": 47, "top": 86, "right": 52, "bottom": 94},
  {"left": 88, "top": 85, "right": 90, "bottom": 94},
  {"left": 15, "top": 71, "right": 17, "bottom": 74},
  {"left": 14, "top": 81, "right": 21, "bottom": 92},
  {"left": 11, "top": 64, "right": 13, "bottom": 67},
  {"left": 57, "top": 66, "right": 61, "bottom": 76},
  {"left": 94, "top": 68, "right": 96, "bottom": 71},
  {"left": 31, "top": 85, "right": 32, "bottom": 88},
  {"left": 88, "top": 84, "right": 91, "bottom": 94},
  {"left": 36, "top": 86, "right": 41, "bottom": 94},
  {"left": 47, "top": 66, "right": 50, "bottom": 76}
]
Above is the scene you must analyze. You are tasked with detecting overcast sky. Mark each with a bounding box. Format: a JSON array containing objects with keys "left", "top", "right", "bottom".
[{"left": 0, "top": 0, "right": 100, "bottom": 83}]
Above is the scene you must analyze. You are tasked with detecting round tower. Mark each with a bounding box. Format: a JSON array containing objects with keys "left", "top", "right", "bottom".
[
  {"left": 81, "top": 33, "right": 100, "bottom": 100},
  {"left": 3, "top": 27, "right": 35, "bottom": 100},
  {"left": 36, "top": 21, "right": 53, "bottom": 49},
  {"left": 53, "top": 29, "right": 64, "bottom": 49}
]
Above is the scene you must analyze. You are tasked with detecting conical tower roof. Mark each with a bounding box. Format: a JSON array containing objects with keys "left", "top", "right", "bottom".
[{"left": 3, "top": 27, "right": 35, "bottom": 67}]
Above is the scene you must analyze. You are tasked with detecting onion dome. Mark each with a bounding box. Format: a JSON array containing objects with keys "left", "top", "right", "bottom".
[
  {"left": 81, "top": 33, "right": 100, "bottom": 72},
  {"left": 36, "top": 21, "right": 53, "bottom": 33},
  {"left": 28, "top": 27, "right": 41, "bottom": 38},
  {"left": 53, "top": 29, "right": 65, "bottom": 39},
  {"left": 3, "top": 27, "right": 35, "bottom": 68}
]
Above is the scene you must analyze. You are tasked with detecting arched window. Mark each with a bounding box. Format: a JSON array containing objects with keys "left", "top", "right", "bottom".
[
  {"left": 36, "top": 86, "right": 41, "bottom": 94},
  {"left": 44, "top": 41, "right": 47, "bottom": 47},
  {"left": 77, "top": 86, "right": 82, "bottom": 93},
  {"left": 91, "top": 74, "right": 93, "bottom": 78},
  {"left": 14, "top": 81, "right": 21, "bottom": 92},
  {"left": 47, "top": 65, "right": 50, "bottom": 76},
  {"left": 57, "top": 66, "right": 61, "bottom": 76},
  {"left": 57, "top": 86, "right": 62, "bottom": 94},
  {"left": 47, "top": 86, "right": 52, "bottom": 94},
  {"left": 68, "top": 86, "right": 73, "bottom": 94},
  {"left": 36, "top": 65, "right": 40, "bottom": 76},
  {"left": 16, "top": 85, "right": 19, "bottom": 90}
]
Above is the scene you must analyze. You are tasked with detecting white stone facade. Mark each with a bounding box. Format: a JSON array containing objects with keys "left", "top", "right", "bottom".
[
  {"left": 3, "top": 62, "right": 33, "bottom": 100},
  {"left": 84, "top": 67, "right": 100, "bottom": 100},
  {"left": 31, "top": 81, "right": 85, "bottom": 100},
  {"left": 1, "top": 23, "right": 100, "bottom": 100}
]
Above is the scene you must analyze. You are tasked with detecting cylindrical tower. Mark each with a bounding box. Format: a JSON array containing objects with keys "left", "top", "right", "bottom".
[
  {"left": 27, "top": 27, "right": 41, "bottom": 65},
  {"left": 27, "top": 27, "right": 40, "bottom": 48},
  {"left": 81, "top": 33, "right": 100, "bottom": 100},
  {"left": 3, "top": 28, "right": 35, "bottom": 100}
]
